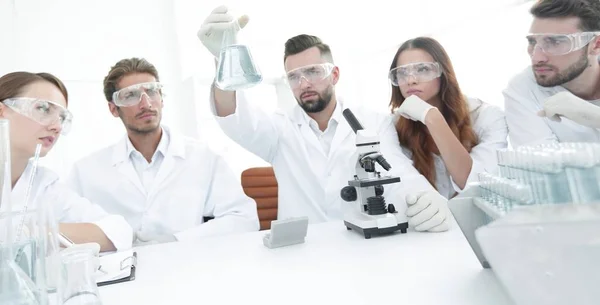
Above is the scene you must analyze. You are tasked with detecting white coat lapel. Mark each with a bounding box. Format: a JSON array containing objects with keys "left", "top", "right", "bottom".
[
  {"left": 298, "top": 123, "right": 327, "bottom": 157},
  {"left": 148, "top": 127, "right": 186, "bottom": 199},
  {"left": 328, "top": 103, "right": 353, "bottom": 158},
  {"left": 112, "top": 137, "right": 145, "bottom": 195},
  {"left": 329, "top": 118, "right": 352, "bottom": 158},
  {"left": 291, "top": 105, "right": 327, "bottom": 158},
  {"left": 116, "top": 162, "right": 145, "bottom": 195},
  {"left": 148, "top": 156, "right": 175, "bottom": 198}
]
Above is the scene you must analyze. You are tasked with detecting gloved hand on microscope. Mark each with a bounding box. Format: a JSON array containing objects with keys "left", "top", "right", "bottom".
[{"left": 405, "top": 190, "right": 450, "bottom": 232}]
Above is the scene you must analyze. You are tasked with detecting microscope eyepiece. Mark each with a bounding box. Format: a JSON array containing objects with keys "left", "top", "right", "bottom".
[{"left": 342, "top": 109, "right": 364, "bottom": 134}]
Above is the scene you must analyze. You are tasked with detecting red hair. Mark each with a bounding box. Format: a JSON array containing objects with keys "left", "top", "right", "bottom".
[{"left": 389, "top": 37, "right": 478, "bottom": 188}]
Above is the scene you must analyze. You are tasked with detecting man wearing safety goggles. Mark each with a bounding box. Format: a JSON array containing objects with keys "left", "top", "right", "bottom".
[
  {"left": 67, "top": 58, "right": 259, "bottom": 245},
  {"left": 504, "top": 0, "right": 600, "bottom": 147},
  {"left": 200, "top": 6, "right": 436, "bottom": 227}
]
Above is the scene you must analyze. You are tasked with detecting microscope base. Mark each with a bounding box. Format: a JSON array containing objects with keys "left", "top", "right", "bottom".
[{"left": 344, "top": 220, "right": 408, "bottom": 239}]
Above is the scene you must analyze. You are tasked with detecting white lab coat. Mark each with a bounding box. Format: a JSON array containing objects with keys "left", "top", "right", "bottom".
[
  {"left": 395, "top": 98, "right": 509, "bottom": 199},
  {"left": 504, "top": 67, "right": 600, "bottom": 148},
  {"left": 210, "top": 89, "right": 435, "bottom": 223},
  {"left": 67, "top": 126, "right": 260, "bottom": 243},
  {"left": 5, "top": 163, "right": 133, "bottom": 250}
]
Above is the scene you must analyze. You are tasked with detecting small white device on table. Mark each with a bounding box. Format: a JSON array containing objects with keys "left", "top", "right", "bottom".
[{"left": 263, "top": 217, "right": 309, "bottom": 249}]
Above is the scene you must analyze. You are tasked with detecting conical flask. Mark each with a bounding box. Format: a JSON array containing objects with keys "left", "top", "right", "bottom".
[
  {"left": 0, "top": 249, "right": 40, "bottom": 305},
  {"left": 214, "top": 16, "right": 263, "bottom": 91}
]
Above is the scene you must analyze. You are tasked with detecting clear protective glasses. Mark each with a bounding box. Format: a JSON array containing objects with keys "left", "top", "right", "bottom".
[
  {"left": 526, "top": 32, "right": 600, "bottom": 56},
  {"left": 388, "top": 62, "right": 442, "bottom": 86},
  {"left": 112, "top": 81, "right": 163, "bottom": 107},
  {"left": 286, "top": 63, "right": 335, "bottom": 88},
  {"left": 1, "top": 97, "right": 73, "bottom": 135}
]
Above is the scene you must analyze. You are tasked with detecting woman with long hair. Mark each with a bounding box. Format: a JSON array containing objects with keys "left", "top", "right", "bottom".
[
  {"left": 389, "top": 37, "right": 508, "bottom": 200},
  {"left": 0, "top": 71, "right": 132, "bottom": 252}
]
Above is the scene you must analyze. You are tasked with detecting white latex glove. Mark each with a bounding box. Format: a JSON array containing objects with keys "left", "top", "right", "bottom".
[
  {"left": 538, "top": 91, "right": 600, "bottom": 128},
  {"left": 405, "top": 190, "right": 450, "bottom": 232},
  {"left": 136, "top": 231, "right": 177, "bottom": 246},
  {"left": 197, "top": 5, "right": 250, "bottom": 57},
  {"left": 395, "top": 95, "right": 435, "bottom": 123}
]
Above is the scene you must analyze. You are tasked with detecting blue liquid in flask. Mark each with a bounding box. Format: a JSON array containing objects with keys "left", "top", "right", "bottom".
[{"left": 215, "top": 45, "right": 262, "bottom": 91}]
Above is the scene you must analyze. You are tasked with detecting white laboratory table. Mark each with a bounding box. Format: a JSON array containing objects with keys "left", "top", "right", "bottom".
[{"left": 98, "top": 220, "right": 514, "bottom": 305}]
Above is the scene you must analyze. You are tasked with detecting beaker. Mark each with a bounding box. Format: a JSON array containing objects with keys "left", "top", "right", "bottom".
[
  {"left": 58, "top": 248, "right": 102, "bottom": 305},
  {"left": 0, "top": 248, "right": 39, "bottom": 305},
  {"left": 214, "top": 16, "right": 263, "bottom": 91}
]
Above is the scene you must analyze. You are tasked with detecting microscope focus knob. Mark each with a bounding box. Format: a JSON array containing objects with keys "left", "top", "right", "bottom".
[
  {"left": 374, "top": 185, "right": 384, "bottom": 196},
  {"left": 388, "top": 204, "right": 396, "bottom": 213},
  {"left": 341, "top": 186, "right": 357, "bottom": 202}
]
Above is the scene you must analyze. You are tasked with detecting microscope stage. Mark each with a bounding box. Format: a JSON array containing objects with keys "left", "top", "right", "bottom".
[{"left": 348, "top": 176, "right": 401, "bottom": 187}]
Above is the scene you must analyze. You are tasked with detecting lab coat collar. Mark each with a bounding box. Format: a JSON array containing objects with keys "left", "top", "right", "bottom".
[
  {"left": 112, "top": 125, "right": 186, "bottom": 166},
  {"left": 467, "top": 97, "right": 484, "bottom": 112},
  {"left": 289, "top": 97, "right": 353, "bottom": 157},
  {"left": 125, "top": 126, "right": 170, "bottom": 161}
]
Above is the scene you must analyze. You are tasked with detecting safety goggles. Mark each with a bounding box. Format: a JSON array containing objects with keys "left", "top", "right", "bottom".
[
  {"left": 388, "top": 62, "right": 442, "bottom": 86},
  {"left": 112, "top": 82, "right": 163, "bottom": 107},
  {"left": 526, "top": 32, "right": 600, "bottom": 56},
  {"left": 286, "top": 63, "right": 335, "bottom": 88},
  {"left": 1, "top": 97, "right": 73, "bottom": 135}
]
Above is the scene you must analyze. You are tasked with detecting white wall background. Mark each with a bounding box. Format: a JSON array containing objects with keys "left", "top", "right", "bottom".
[{"left": 0, "top": 0, "right": 535, "bottom": 179}]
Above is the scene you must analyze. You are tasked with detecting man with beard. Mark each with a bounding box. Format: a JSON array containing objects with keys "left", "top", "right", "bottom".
[
  {"left": 67, "top": 58, "right": 260, "bottom": 245},
  {"left": 198, "top": 6, "right": 449, "bottom": 233},
  {"left": 504, "top": 0, "right": 600, "bottom": 148}
]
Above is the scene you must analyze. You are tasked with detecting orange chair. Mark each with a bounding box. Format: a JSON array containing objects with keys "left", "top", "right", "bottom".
[{"left": 241, "top": 167, "right": 278, "bottom": 230}]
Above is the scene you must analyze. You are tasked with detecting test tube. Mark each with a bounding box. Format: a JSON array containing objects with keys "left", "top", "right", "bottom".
[{"left": 563, "top": 142, "right": 600, "bottom": 204}]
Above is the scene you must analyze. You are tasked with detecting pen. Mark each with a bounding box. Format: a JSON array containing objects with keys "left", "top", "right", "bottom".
[{"left": 58, "top": 233, "right": 75, "bottom": 248}]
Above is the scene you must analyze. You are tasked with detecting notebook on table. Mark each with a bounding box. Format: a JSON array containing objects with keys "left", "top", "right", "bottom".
[{"left": 96, "top": 250, "right": 137, "bottom": 287}]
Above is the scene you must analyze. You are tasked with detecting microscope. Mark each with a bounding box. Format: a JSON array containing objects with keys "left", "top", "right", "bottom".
[{"left": 340, "top": 109, "right": 409, "bottom": 239}]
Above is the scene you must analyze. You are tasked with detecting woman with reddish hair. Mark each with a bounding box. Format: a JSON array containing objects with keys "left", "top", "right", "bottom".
[{"left": 388, "top": 37, "right": 508, "bottom": 229}]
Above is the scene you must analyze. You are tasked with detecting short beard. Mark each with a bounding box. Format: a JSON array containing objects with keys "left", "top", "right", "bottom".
[
  {"left": 535, "top": 51, "right": 589, "bottom": 87},
  {"left": 297, "top": 86, "right": 333, "bottom": 113},
  {"left": 126, "top": 124, "right": 160, "bottom": 135},
  {"left": 118, "top": 108, "right": 161, "bottom": 135}
]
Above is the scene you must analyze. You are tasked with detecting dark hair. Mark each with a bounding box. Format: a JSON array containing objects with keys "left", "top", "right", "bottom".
[
  {"left": 284, "top": 34, "right": 334, "bottom": 64},
  {"left": 103, "top": 57, "right": 160, "bottom": 102},
  {"left": 531, "top": 0, "right": 600, "bottom": 31},
  {"left": 388, "top": 37, "right": 478, "bottom": 188},
  {"left": 0, "top": 72, "right": 69, "bottom": 104}
]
